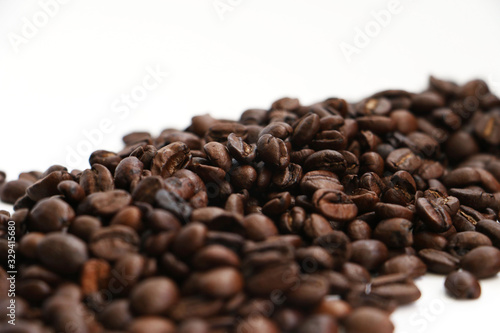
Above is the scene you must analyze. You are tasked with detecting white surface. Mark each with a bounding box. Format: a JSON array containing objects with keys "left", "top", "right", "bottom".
[{"left": 0, "top": 1, "right": 499, "bottom": 332}]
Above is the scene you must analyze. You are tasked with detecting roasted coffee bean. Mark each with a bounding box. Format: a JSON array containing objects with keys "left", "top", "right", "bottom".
[
  {"left": 390, "top": 109, "right": 418, "bottom": 134},
  {"left": 187, "top": 267, "right": 243, "bottom": 299},
  {"left": 344, "top": 307, "right": 394, "bottom": 333},
  {"left": 295, "top": 314, "right": 338, "bottom": 333},
  {"left": 381, "top": 254, "right": 427, "bottom": 278},
  {"left": 461, "top": 246, "right": 500, "bottom": 279},
  {"left": 114, "top": 156, "right": 144, "bottom": 191},
  {"left": 37, "top": 233, "right": 88, "bottom": 275},
  {"left": 79, "top": 164, "right": 115, "bottom": 194},
  {"left": 243, "top": 213, "right": 278, "bottom": 241},
  {"left": 449, "top": 188, "right": 499, "bottom": 212},
  {"left": 370, "top": 282, "right": 421, "bottom": 305},
  {"left": 447, "top": 231, "right": 492, "bottom": 257},
  {"left": 68, "top": 215, "right": 102, "bottom": 242},
  {"left": 453, "top": 205, "right": 484, "bottom": 231},
  {"left": 386, "top": 148, "right": 422, "bottom": 174},
  {"left": 203, "top": 142, "right": 232, "bottom": 172},
  {"left": 342, "top": 262, "right": 371, "bottom": 284},
  {"left": 291, "top": 113, "right": 321, "bottom": 147},
  {"left": 78, "top": 190, "right": 132, "bottom": 217},
  {"left": 257, "top": 134, "right": 290, "bottom": 169},
  {"left": 98, "top": 300, "right": 133, "bottom": 330},
  {"left": 28, "top": 197, "right": 75, "bottom": 233},
  {"left": 27, "top": 170, "right": 73, "bottom": 201},
  {"left": 304, "top": 150, "right": 347, "bottom": 174},
  {"left": 350, "top": 240, "right": 388, "bottom": 271},
  {"left": 346, "top": 219, "right": 372, "bottom": 240},
  {"left": 444, "top": 271, "right": 481, "bottom": 299},
  {"left": 130, "top": 277, "right": 180, "bottom": 315},
  {"left": 313, "top": 189, "right": 357, "bottom": 222},
  {"left": 413, "top": 232, "right": 448, "bottom": 251},
  {"left": 416, "top": 197, "right": 453, "bottom": 232},
  {"left": 172, "top": 222, "right": 207, "bottom": 259},
  {"left": 375, "top": 202, "right": 414, "bottom": 221},
  {"left": 191, "top": 245, "right": 240, "bottom": 270},
  {"left": 1, "top": 179, "right": 33, "bottom": 204},
  {"left": 373, "top": 218, "right": 413, "bottom": 248},
  {"left": 151, "top": 142, "right": 191, "bottom": 178},
  {"left": 476, "top": 219, "right": 500, "bottom": 248},
  {"left": 90, "top": 225, "right": 140, "bottom": 261},
  {"left": 300, "top": 170, "right": 343, "bottom": 196},
  {"left": 418, "top": 249, "right": 460, "bottom": 274}
]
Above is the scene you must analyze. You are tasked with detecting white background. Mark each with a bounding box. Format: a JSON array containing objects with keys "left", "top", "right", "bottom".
[{"left": 1, "top": 0, "right": 499, "bottom": 332}]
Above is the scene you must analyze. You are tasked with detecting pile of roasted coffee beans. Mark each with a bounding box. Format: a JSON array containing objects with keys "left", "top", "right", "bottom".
[{"left": 1, "top": 76, "right": 500, "bottom": 333}]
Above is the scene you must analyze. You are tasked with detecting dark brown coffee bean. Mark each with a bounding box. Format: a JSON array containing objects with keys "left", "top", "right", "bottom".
[
  {"left": 381, "top": 254, "right": 427, "bottom": 278},
  {"left": 203, "top": 142, "right": 232, "bottom": 172},
  {"left": 26, "top": 170, "right": 73, "bottom": 201},
  {"left": 114, "top": 156, "right": 144, "bottom": 191},
  {"left": 243, "top": 213, "right": 278, "bottom": 241},
  {"left": 303, "top": 213, "right": 333, "bottom": 239},
  {"left": 98, "top": 299, "right": 133, "bottom": 330},
  {"left": 453, "top": 205, "right": 484, "bottom": 231},
  {"left": 272, "top": 163, "right": 302, "bottom": 190},
  {"left": 37, "top": 233, "right": 88, "bottom": 275},
  {"left": 344, "top": 307, "right": 394, "bottom": 333},
  {"left": 68, "top": 215, "right": 101, "bottom": 242},
  {"left": 155, "top": 189, "right": 192, "bottom": 222},
  {"left": 300, "top": 170, "right": 343, "bottom": 196},
  {"left": 0, "top": 179, "right": 33, "bottom": 204},
  {"left": 172, "top": 223, "right": 207, "bottom": 259},
  {"left": 236, "top": 316, "right": 280, "bottom": 333},
  {"left": 151, "top": 142, "right": 191, "bottom": 178},
  {"left": 416, "top": 197, "right": 453, "bottom": 232},
  {"left": 89, "top": 150, "right": 121, "bottom": 174},
  {"left": 342, "top": 262, "right": 371, "bottom": 284},
  {"left": 444, "top": 271, "right": 481, "bottom": 299},
  {"left": 476, "top": 219, "right": 500, "bottom": 248},
  {"left": 78, "top": 189, "right": 132, "bottom": 217},
  {"left": 291, "top": 113, "right": 321, "bottom": 147},
  {"left": 259, "top": 121, "right": 293, "bottom": 139},
  {"left": 257, "top": 134, "right": 290, "bottom": 169},
  {"left": 386, "top": 148, "right": 422, "bottom": 174},
  {"left": 246, "top": 262, "right": 300, "bottom": 297},
  {"left": 390, "top": 109, "right": 418, "bottom": 134},
  {"left": 346, "top": 219, "right": 372, "bottom": 240},
  {"left": 191, "top": 245, "right": 240, "bottom": 270},
  {"left": 350, "top": 240, "right": 388, "bottom": 271},
  {"left": 28, "top": 197, "right": 75, "bottom": 233},
  {"left": 447, "top": 231, "right": 492, "bottom": 257},
  {"left": 79, "top": 163, "right": 115, "bottom": 195},
  {"left": 418, "top": 249, "right": 460, "bottom": 274},
  {"left": 310, "top": 130, "right": 348, "bottom": 151},
  {"left": 474, "top": 110, "right": 500, "bottom": 145},
  {"left": 304, "top": 150, "right": 347, "bottom": 174},
  {"left": 413, "top": 232, "right": 448, "bottom": 251},
  {"left": 461, "top": 246, "right": 500, "bottom": 279},
  {"left": 295, "top": 314, "right": 338, "bottom": 333},
  {"left": 313, "top": 189, "right": 357, "bottom": 222},
  {"left": 130, "top": 277, "right": 179, "bottom": 316},
  {"left": 443, "top": 167, "right": 481, "bottom": 188},
  {"left": 449, "top": 188, "right": 499, "bottom": 212},
  {"left": 370, "top": 282, "right": 421, "bottom": 305},
  {"left": 231, "top": 165, "right": 257, "bottom": 190},
  {"left": 373, "top": 218, "right": 413, "bottom": 248},
  {"left": 375, "top": 203, "right": 414, "bottom": 221},
  {"left": 90, "top": 225, "right": 139, "bottom": 261}
]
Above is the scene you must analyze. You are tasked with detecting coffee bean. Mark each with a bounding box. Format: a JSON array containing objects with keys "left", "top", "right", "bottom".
[
  {"left": 90, "top": 225, "right": 140, "bottom": 261},
  {"left": 418, "top": 249, "right": 460, "bottom": 274},
  {"left": 27, "top": 170, "right": 73, "bottom": 201},
  {"left": 78, "top": 189, "right": 132, "bottom": 217},
  {"left": 151, "top": 142, "right": 191, "bottom": 178},
  {"left": 98, "top": 299, "right": 133, "bottom": 330},
  {"left": 114, "top": 156, "right": 144, "bottom": 191},
  {"left": 37, "top": 233, "right": 88, "bottom": 275},
  {"left": 79, "top": 164, "right": 115, "bottom": 194},
  {"left": 344, "top": 307, "right": 394, "bottom": 333},
  {"left": 444, "top": 271, "right": 481, "bottom": 299},
  {"left": 413, "top": 232, "right": 448, "bottom": 251},
  {"left": 416, "top": 197, "right": 453, "bottom": 232},
  {"left": 386, "top": 148, "right": 422, "bottom": 174},
  {"left": 447, "top": 231, "right": 492, "bottom": 257},
  {"left": 304, "top": 150, "right": 347, "bottom": 174},
  {"left": 1, "top": 179, "right": 33, "bottom": 204},
  {"left": 381, "top": 254, "right": 427, "bottom": 278},
  {"left": 257, "top": 134, "right": 290, "bottom": 169},
  {"left": 476, "top": 219, "right": 500, "bottom": 248},
  {"left": 295, "top": 314, "right": 338, "bottom": 333},
  {"left": 188, "top": 267, "right": 243, "bottom": 299},
  {"left": 350, "top": 240, "right": 388, "bottom": 271},
  {"left": 373, "top": 218, "right": 413, "bottom": 248},
  {"left": 346, "top": 219, "right": 372, "bottom": 240},
  {"left": 130, "top": 277, "right": 179, "bottom": 316},
  {"left": 29, "top": 197, "right": 75, "bottom": 233},
  {"left": 461, "top": 246, "right": 500, "bottom": 279},
  {"left": 313, "top": 189, "right": 358, "bottom": 222}
]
